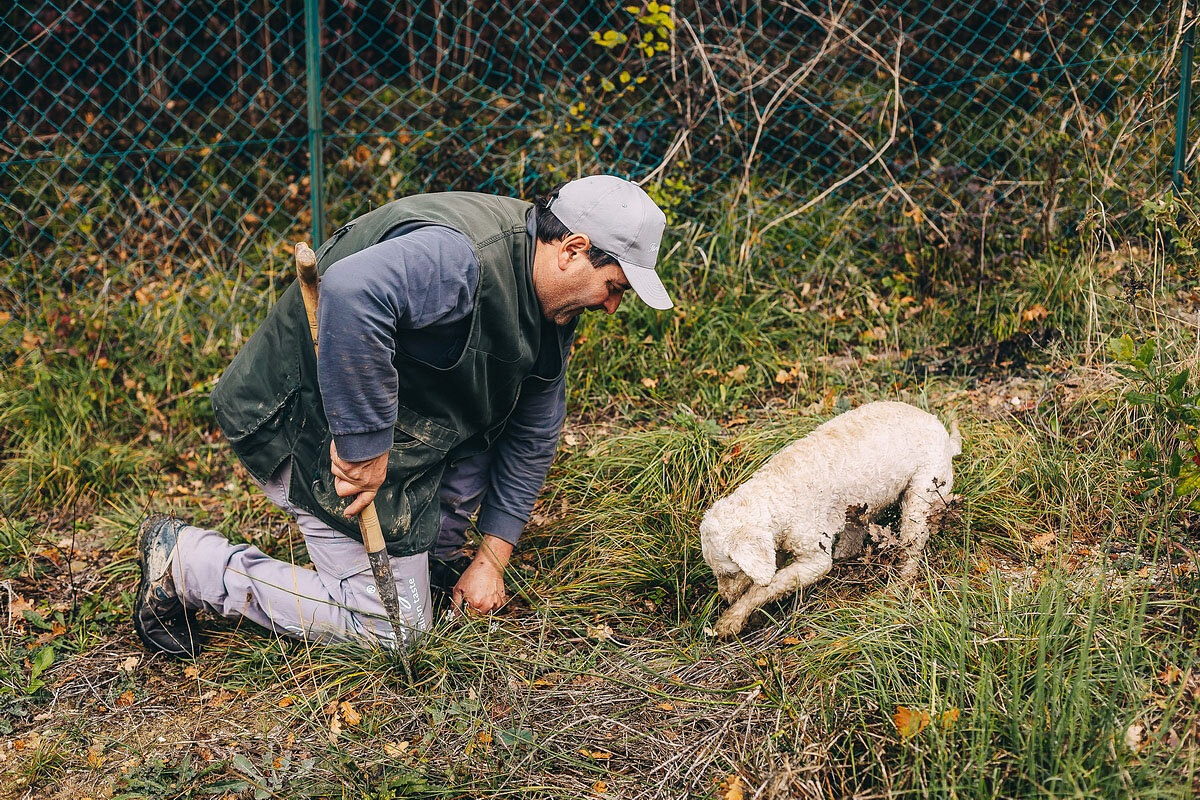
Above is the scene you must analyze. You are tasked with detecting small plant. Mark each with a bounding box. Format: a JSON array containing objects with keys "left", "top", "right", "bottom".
[{"left": 1109, "top": 334, "right": 1200, "bottom": 507}]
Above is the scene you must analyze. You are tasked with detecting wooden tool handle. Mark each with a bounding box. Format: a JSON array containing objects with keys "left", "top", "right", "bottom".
[
  {"left": 295, "top": 241, "right": 320, "bottom": 356},
  {"left": 359, "top": 502, "right": 388, "bottom": 554}
]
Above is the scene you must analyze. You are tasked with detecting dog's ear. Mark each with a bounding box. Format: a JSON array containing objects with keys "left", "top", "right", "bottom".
[{"left": 727, "top": 533, "right": 776, "bottom": 586}]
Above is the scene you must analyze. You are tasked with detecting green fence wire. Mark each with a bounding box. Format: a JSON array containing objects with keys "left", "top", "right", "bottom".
[{"left": 0, "top": 1, "right": 1189, "bottom": 354}]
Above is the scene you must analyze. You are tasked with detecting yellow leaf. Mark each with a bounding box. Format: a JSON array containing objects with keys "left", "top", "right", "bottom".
[
  {"left": 782, "top": 636, "right": 801, "bottom": 645},
  {"left": 278, "top": 697, "right": 294, "bottom": 707},
  {"left": 775, "top": 369, "right": 795, "bottom": 384},
  {"left": 656, "top": 702, "right": 675, "bottom": 711},
  {"left": 724, "top": 775, "right": 744, "bottom": 800},
  {"left": 593, "top": 781, "right": 608, "bottom": 794},
  {"left": 940, "top": 708, "right": 960, "bottom": 728},
  {"left": 619, "top": 70, "right": 631, "bottom": 84},
  {"left": 116, "top": 690, "right": 135, "bottom": 707},
  {"left": 892, "top": 706, "right": 930, "bottom": 738},
  {"left": 339, "top": 701, "right": 361, "bottom": 726},
  {"left": 641, "top": 377, "right": 658, "bottom": 388}
]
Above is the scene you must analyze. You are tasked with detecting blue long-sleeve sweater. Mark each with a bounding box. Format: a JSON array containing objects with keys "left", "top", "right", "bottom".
[{"left": 315, "top": 216, "right": 567, "bottom": 545}]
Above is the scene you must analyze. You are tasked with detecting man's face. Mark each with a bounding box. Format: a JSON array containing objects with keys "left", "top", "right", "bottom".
[{"left": 536, "top": 236, "right": 632, "bottom": 326}]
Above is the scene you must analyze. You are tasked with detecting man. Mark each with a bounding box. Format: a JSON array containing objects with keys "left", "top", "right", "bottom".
[{"left": 132, "top": 175, "right": 672, "bottom": 658}]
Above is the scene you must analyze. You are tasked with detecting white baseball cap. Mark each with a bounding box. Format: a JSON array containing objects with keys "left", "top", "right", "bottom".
[{"left": 549, "top": 175, "right": 673, "bottom": 310}]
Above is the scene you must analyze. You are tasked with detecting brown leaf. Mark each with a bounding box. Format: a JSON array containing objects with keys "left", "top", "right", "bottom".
[
  {"left": 640, "top": 377, "right": 658, "bottom": 389},
  {"left": 781, "top": 636, "right": 801, "bottom": 645},
  {"left": 892, "top": 706, "right": 930, "bottom": 738},
  {"left": 383, "top": 741, "right": 410, "bottom": 757},
  {"left": 339, "top": 701, "right": 361, "bottom": 726},
  {"left": 184, "top": 666, "right": 199, "bottom": 679},
  {"left": 1021, "top": 304, "right": 1049, "bottom": 323},
  {"left": 723, "top": 775, "right": 745, "bottom": 800},
  {"left": 278, "top": 697, "right": 294, "bottom": 708},
  {"left": 592, "top": 781, "right": 608, "bottom": 794},
  {"left": 725, "top": 364, "right": 749, "bottom": 382},
  {"left": 656, "top": 702, "right": 675, "bottom": 711},
  {"left": 1030, "top": 531, "right": 1055, "bottom": 553},
  {"left": 116, "top": 690, "right": 135, "bottom": 707},
  {"left": 939, "top": 708, "right": 961, "bottom": 728},
  {"left": 329, "top": 712, "right": 343, "bottom": 741}
]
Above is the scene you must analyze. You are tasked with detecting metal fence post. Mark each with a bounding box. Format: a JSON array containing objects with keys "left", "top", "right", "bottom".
[
  {"left": 1174, "top": 7, "right": 1196, "bottom": 195},
  {"left": 305, "top": 0, "right": 326, "bottom": 246}
]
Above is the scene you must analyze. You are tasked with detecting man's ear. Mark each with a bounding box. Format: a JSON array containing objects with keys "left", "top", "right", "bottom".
[
  {"left": 559, "top": 233, "right": 591, "bottom": 266},
  {"left": 727, "top": 533, "right": 776, "bottom": 586}
]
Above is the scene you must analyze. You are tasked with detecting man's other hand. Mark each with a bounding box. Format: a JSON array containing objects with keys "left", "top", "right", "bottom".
[
  {"left": 452, "top": 536, "right": 514, "bottom": 614},
  {"left": 329, "top": 441, "right": 388, "bottom": 517}
]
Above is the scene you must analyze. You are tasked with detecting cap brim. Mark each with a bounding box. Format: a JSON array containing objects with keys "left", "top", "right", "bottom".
[{"left": 620, "top": 261, "right": 673, "bottom": 310}]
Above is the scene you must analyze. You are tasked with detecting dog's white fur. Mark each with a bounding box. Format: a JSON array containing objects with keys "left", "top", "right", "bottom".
[{"left": 700, "top": 401, "right": 961, "bottom": 636}]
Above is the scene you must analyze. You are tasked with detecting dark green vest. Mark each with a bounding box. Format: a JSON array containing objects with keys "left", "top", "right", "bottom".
[{"left": 211, "top": 193, "right": 572, "bottom": 556}]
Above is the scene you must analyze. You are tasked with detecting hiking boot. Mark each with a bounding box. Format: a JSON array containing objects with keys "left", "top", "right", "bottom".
[
  {"left": 429, "top": 555, "right": 472, "bottom": 618},
  {"left": 132, "top": 515, "right": 201, "bottom": 659}
]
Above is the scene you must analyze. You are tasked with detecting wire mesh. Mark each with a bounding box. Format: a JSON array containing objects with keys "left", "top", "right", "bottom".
[{"left": 0, "top": 1, "right": 1185, "bottom": 353}]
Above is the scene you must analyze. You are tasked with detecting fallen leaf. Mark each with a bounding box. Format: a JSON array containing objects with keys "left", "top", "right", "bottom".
[
  {"left": 278, "top": 697, "right": 294, "bottom": 707},
  {"left": 587, "top": 624, "right": 614, "bottom": 640},
  {"left": 726, "top": 364, "right": 749, "bottom": 382},
  {"left": 1136, "top": 565, "right": 1153, "bottom": 579},
  {"left": 86, "top": 746, "right": 105, "bottom": 768},
  {"left": 892, "top": 706, "right": 930, "bottom": 738},
  {"left": 183, "top": 666, "right": 199, "bottom": 679},
  {"left": 593, "top": 781, "right": 608, "bottom": 794},
  {"left": 477, "top": 731, "right": 492, "bottom": 746},
  {"left": 1124, "top": 723, "right": 1144, "bottom": 751},
  {"left": 580, "top": 749, "right": 612, "bottom": 759},
  {"left": 339, "top": 701, "right": 361, "bottom": 726},
  {"left": 329, "top": 712, "right": 343, "bottom": 741},
  {"left": 116, "top": 690, "right": 135, "bottom": 707},
  {"left": 939, "top": 708, "right": 960, "bottom": 728},
  {"left": 640, "top": 377, "right": 658, "bottom": 389},
  {"left": 1021, "top": 304, "right": 1049, "bottom": 323},
  {"left": 724, "top": 775, "right": 745, "bottom": 800},
  {"left": 1030, "top": 531, "right": 1055, "bottom": 552},
  {"left": 775, "top": 369, "right": 795, "bottom": 384},
  {"left": 384, "top": 741, "right": 410, "bottom": 757},
  {"left": 656, "top": 702, "right": 675, "bottom": 711},
  {"left": 782, "top": 636, "right": 801, "bottom": 645},
  {"left": 120, "top": 656, "right": 140, "bottom": 674}
]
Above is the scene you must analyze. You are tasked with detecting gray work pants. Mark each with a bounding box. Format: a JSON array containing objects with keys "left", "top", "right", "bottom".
[{"left": 171, "top": 453, "right": 490, "bottom": 647}]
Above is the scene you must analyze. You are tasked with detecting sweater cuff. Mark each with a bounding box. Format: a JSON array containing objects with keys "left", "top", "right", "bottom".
[
  {"left": 476, "top": 504, "right": 525, "bottom": 546},
  {"left": 333, "top": 428, "right": 392, "bottom": 462}
]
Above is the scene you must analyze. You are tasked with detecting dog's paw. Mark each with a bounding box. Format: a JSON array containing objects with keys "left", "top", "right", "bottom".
[{"left": 712, "top": 613, "right": 746, "bottom": 638}]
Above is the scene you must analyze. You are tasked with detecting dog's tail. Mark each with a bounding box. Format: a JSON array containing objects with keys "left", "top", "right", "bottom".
[{"left": 947, "top": 418, "right": 962, "bottom": 457}]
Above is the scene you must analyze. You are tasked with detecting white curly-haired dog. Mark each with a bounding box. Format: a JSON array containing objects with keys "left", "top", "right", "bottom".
[{"left": 701, "top": 401, "right": 961, "bottom": 636}]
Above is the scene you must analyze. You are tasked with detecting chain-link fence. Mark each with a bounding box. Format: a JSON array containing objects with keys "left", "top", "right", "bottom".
[{"left": 0, "top": 1, "right": 1189, "bottom": 351}]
